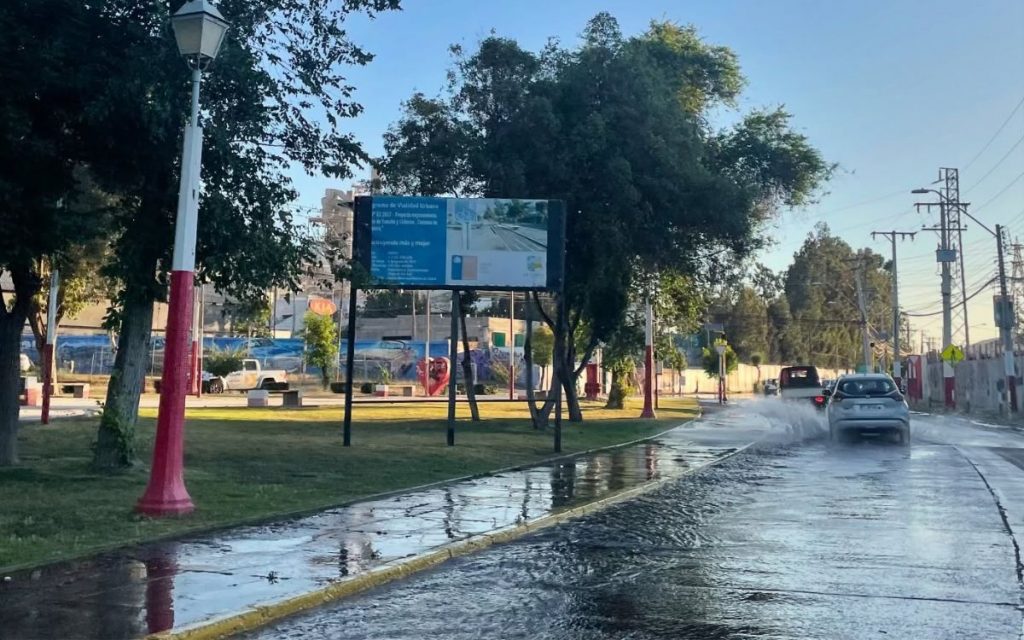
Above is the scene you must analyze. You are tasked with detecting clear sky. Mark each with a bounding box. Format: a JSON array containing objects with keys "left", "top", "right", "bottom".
[{"left": 290, "top": 0, "right": 1024, "bottom": 347}]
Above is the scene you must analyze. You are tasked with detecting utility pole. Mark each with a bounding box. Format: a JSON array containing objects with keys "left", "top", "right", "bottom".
[
  {"left": 853, "top": 262, "right": 872, "bottom": 371},
  {"left": 872, "top": 230, "right": 916, "bottom": 385},
  {"left": 996, "top": 225, "right": 1018, "bottom": 412},
  {"left": 914, "top": 177, "right": 969, "bottom": 409}
]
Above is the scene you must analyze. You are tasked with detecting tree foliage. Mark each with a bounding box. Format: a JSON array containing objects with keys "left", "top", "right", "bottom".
[
  {"left": 302, "top": 312, "right": 339, "bottom": 389},
  {"left": 378, "top": 12, "right": 831, "bottom": 424},
  {"left": 73, "top": 0, "right": 401, "bottom": 468},
  {"left": 702, "top": 344, "right": 738, "bottom": 377}
]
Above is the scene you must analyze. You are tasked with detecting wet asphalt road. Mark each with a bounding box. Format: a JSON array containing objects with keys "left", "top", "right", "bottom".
[{"left": 246, "top": 407, "right": 1024, "bottom": 640}]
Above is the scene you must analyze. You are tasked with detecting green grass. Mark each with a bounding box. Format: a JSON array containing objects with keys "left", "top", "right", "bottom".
[{"left": 0, "top": 397, "right": 697, "bottom": 572}]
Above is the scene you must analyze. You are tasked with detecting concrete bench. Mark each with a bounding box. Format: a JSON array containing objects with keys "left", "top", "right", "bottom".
[
  {"left": 61, "top": 383, "right": 90, "bottom": 399},
  {"left": 281, "top": 390, "right": 303, "bottom": 407},
  {"left": 247, "top": 390, "right": 270, "bottom": 407}
]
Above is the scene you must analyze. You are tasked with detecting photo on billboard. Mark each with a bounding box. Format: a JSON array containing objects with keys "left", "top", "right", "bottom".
[{"left": 354, "top": 196, "right": 564, "bottom": 291}]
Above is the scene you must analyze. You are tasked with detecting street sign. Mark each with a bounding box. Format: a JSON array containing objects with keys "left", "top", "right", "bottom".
[
  {"left": 940, "top": 344, "right": 964, "bottom": 365},
  {"left": 307, "top": 297, "right": 336, "bottom": 316}
]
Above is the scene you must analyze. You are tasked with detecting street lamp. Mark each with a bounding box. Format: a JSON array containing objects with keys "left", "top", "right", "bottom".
[{"left": 137, "top": 0, "right": 229, "bottom": 517}]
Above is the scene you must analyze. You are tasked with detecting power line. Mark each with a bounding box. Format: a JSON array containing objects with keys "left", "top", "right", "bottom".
[
  {"left": 965, "top": 131, "right": 1024, "bottom": 193},
  {"left": 973, "top": 168, "right": 1024, "bottom": 214},
  {"left": 964, "top": 94, "right": 1024, "bottom": 171},
  {"left": 904, "top": 276, "right": 997, "bottom": 317}
]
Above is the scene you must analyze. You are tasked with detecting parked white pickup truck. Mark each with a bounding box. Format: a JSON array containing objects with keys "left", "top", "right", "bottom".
[
  {"left": 779, "top": 365, "right": 827, "bottom": 411},
  {"left": 207, "top": 359, "right": 288, "bottom": 393}
]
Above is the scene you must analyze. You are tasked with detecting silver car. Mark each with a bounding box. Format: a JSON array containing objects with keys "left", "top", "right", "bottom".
[{"left": 824, "top": 373, "right": 910, "bottom": 445}]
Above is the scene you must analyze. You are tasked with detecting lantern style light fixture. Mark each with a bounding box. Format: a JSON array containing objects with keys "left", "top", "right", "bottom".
[{"left": 171, "top": 0, "right": 229, "bottom": 67}]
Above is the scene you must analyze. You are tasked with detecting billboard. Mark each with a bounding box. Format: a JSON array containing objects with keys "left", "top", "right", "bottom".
[{"left": 354, "top": 196, "right": 565, "bottom": 290}]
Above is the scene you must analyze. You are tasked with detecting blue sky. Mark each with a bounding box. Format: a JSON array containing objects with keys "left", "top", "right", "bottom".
[{"left": 290, "top": 0, "right": 1024, "bottom": 345}]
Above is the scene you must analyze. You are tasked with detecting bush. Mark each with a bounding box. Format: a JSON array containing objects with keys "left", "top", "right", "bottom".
[
  {"left": 359, "top": 382, "right": 373, "bottom": 394},
  {"left": 204, "top": 347, "right": 245, "bottom": 378},
  {"left": 489, "top": 359, "right": 511, "bottom": 386}
]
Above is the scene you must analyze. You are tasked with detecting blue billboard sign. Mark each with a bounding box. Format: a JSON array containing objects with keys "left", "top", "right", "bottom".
[{"left": 356, "top": 196, "right": 565, "bottom": 291}]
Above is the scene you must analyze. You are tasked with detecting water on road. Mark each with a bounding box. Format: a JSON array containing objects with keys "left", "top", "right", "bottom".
[{"left": 247, "top": 403, "right": 1024, "bottom": 640}]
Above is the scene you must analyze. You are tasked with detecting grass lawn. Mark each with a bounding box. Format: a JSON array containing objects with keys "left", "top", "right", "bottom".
[{"left": 0, "top": 397, "right": 697, "bottom": 572}]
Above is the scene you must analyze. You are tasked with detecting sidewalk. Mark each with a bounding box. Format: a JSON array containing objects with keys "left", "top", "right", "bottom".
[{"left": 0, "top": 402, "right": 781, "bottom": 640}]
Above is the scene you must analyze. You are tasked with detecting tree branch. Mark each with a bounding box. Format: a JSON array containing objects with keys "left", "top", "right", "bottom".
[
  {"left": 531, "top": 291, "right": 555, "bottom": 328},
  {"left": 573, "top": 337, "right": 599, "bottom": 377}
]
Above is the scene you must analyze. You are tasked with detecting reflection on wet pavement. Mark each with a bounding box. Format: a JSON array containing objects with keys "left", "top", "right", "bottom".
[
  {"left": 245, "top": 427, "right": 1023, "bottom": 639},
  {"left": 1, "top": 404, "right": 804, "bottom": 639}
]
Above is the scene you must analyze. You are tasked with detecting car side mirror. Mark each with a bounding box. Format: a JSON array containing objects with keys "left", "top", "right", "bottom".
[{"left": 822, "top": 388, "right": 832, "bottom": 397}]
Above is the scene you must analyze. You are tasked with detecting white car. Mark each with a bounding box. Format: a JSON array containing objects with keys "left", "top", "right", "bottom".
[{"left": 824, "top": 373, "right": 910, "bottom": 445}]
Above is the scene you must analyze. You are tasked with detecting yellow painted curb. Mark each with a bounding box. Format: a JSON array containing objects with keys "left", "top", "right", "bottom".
[{"left": 148, "top": 431, "right": 752, "bottom": 640}]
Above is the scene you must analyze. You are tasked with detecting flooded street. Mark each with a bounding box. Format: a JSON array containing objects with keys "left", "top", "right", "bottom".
[{"left": 247, "top": 403, "right": 1024, "bottom": 640}]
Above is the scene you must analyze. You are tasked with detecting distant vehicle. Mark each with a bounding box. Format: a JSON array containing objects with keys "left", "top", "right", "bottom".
[
  {"left": 763, "top": 378, "right": 779, "bottom": 396},
  {"left": 824, "top": 373, "right": 910, "bottom": 445},
  {"left": 208, "top": 359, "right": 288, "bottom": 393},
  {"left": 19, "top": 354, "right": 32, "bottom": 373},
  {"left": 359, "top": 340, "right": 417, "bottom": 377},
  {"left": 779, "top": 365, "right": 827, "bottom": 410}
]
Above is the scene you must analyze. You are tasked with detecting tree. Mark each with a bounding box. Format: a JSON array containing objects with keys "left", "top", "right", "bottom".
[
  {"left": 531, "top": 325, "right": 555, "bottom": 389},
  {"left": 361, "top": 290, "right": 424, "bottom": 318},
  {"left": 379, "top": 14, "right": 831, "bottom": 428},
  {"left": 725, "top": 287, "right": 769, "bottom": 361},
  {"left": 702, "top": 344, "right": 738, "bottom": 378},
  {"left": 87, "top": 0, "right": 400, "bottom": 470},
  {"left": 0, "top": 1, "right": 121, "bottom": 465},
  {"left": 219, "top": 296, "right": 271, "bottom": 338},
  {"left": 780, "top": 224, "right": 892, "bottom": 369},
  {"left": 302, "top": 312, "right": 339, "bottom": 389},
  {"left": 204, "top": 347, "right": 245, "bottom": 378}
]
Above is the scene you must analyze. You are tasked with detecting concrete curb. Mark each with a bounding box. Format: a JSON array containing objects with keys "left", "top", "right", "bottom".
[{"left": 146, "top": 435, "right": 756, "bottom": 640}]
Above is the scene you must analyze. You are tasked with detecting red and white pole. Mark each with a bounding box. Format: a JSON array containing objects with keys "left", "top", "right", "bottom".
[
  {"left": 640, "top": 297, "right": 656, "bottom": 418},
  {"left": 41, "top": 267, "right": 59, "bottom": 425},
  {"left": 188, "top": 287, "right": 200, "bottom": 397},
  {"left": 137, "top": 67, "right": 204, "bottom": 516}
]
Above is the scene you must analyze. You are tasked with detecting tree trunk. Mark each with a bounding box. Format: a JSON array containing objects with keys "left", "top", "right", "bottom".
[
  {"left": 0, "top": 264, "right": 40, "bottom": 466},
  {"left": 456, "top": 292, "right": 480, "bottom": 421},
  {"left": 552, "top": 297, "right": 583, "bottom": 422},
  {"left": 94, "top": 291, "right": 154, "bottom": 471},
  {"left": 524, "top": 315, "right": 556, "bottom": 429},
  {"left": 605, "top": 369, "right": 628, "bottom": 409},
  {"left": 0, "top": 309, "right": 28, "bottom": 466}
]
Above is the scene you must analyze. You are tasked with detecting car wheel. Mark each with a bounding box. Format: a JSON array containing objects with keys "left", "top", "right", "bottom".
[{"left": 898, "top": 428, "right": 911, "bottom": 447}]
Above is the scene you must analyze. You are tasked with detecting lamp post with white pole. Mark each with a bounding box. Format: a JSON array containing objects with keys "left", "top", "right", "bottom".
[{"left": 137, "top": 0, "right": 229, "bottom": 516}]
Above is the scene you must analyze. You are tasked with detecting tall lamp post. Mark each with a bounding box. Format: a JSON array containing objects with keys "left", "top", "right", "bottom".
[{"left": 137, "top": 0, "right": 229, "bottom": 516}]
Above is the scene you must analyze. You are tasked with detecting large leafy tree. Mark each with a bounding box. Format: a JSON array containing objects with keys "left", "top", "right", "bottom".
[
  {"left": 0, "top": 1, "right": 121, "bottom": 465},
  {"left": 781, "top": 224, "right": 892, "bottom": 368},
  {"left": 380, "top": 14, "right": 831, "bottom": 425},
  {"left": 82, "top": 0, "right": 400, "bottom": 469}
]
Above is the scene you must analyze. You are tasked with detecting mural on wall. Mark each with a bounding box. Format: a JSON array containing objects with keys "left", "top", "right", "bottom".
[{"left": 21, "top": 334, "right": 531, "bottom": 384}]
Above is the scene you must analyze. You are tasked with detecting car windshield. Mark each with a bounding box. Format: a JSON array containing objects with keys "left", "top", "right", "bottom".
[
  {"left": 780, "top": 367, "right": 821, "bottom": 388},
  {"left": 837, "top": 378, "right": 896, "bottom": 397}
]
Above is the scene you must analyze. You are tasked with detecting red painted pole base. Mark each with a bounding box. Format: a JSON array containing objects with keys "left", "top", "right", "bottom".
[
  {"left": 944, "top": 376, "right": 955, "bottom": 410},
  {"left": 137, "top": 270, "right": 195, "bottom": 516},
  {"left": 640, "top": 345, "right": 656, "bottom": 418}
]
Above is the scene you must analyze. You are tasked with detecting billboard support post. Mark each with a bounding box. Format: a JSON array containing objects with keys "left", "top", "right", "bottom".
[
  {"left": 509, "top": 291, "right": 515, "bottom": 400},
  {"left": 342, "top": 283, "right": 358, "bottom": 447},
  {"left": 447, "top": 293, "right": 458, "bottom": 446}
]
